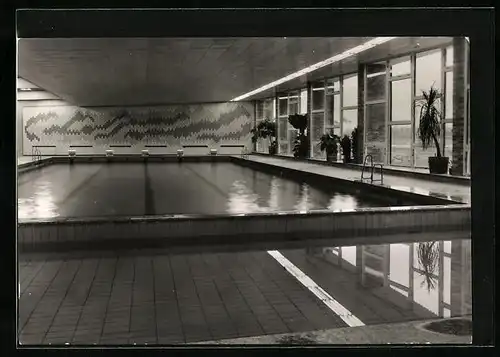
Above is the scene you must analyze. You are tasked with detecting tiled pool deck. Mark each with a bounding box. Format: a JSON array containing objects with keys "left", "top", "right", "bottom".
[
  {"left": 18, "top": 234, "right": 471, "bottom": 345},
  {"left": 243, "top": 155, "right": 471, "bottom": 204}
]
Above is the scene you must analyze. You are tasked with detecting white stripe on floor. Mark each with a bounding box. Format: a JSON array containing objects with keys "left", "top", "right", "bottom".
[{"left": 267, "top": 250, "right": 365, "bottom": 327}]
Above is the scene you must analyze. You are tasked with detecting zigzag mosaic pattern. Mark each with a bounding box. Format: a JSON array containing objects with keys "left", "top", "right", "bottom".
[{"left": 23, "top": 102, "right": 253, "bottom": 154}]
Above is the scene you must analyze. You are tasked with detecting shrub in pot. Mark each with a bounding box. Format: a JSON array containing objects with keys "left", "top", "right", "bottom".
[
  {"left": 340, "top": 135, "right": 352, "bottom": 163},
  {"left": 251, "top": 118, "right": 277, "bottom": 155},
  {"left": 288, "top": 113, "right": 309, "bottom": 158},
  {"left": 319, "top": 131, "right": 339, "bottom": 162},
  {"left": 417, "top": 86, "right": 449, "bottom": 174}
]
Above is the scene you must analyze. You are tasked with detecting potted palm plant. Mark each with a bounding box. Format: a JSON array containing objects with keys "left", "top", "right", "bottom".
[
  {"left": 417, "top": 86, "right": 449, "bottom": 174},
  {"left": 351, "top": 127, "right": 359, "bottom": 164},
  {"left": 340, "top": 135, "right": 352, "bottom": 163},
  {"left": 251, "top": 118, "right": 277, "bottom": 155},
  {"left": 319, "top": 131, "right": 339, "bottom": 162},
  {"left": 288, "top": 113, "right": 309, "bottom": 158}
]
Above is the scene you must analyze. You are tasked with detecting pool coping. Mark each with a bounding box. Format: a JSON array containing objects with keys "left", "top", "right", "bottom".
[
  {"left": 190, "top": 317, "right": 472, "bottom": 345},
  {"left": 18, "top": 203, "right": 468, "bottom": 225},
  {"left": 250, "top": 152, "right": 471, "bottom": 185}
]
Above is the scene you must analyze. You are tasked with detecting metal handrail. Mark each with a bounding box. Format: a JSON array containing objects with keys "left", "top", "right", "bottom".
[
  {"left": 371, "top": 163, "right": 384, "bottom": 184},
  {"left": 241, "top": 147, "right": 249, "bottom": 159},
  {"left": 360, "top": 154, "right": 374, "bottom": 182},
  {"left": 360, "top": 154, "right": 384, "bottom": 184},
  {"left": 31, "top": 147, "right": 42, "bottom": 163}
]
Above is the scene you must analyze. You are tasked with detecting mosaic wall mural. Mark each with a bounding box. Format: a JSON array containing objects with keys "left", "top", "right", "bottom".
[{"left": 22, "top": 102, "right": 254, "bottom": 155}]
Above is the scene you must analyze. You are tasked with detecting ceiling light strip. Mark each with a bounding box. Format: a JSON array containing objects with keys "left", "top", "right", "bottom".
[{"left": 230, "top": 36, "right": 396, "bottom": 102}]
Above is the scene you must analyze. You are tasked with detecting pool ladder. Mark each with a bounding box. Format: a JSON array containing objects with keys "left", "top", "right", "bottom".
[
  {"left": 241, "top": 147, "right": 249, "bottom": 159},
  {"left": 360, "top": 154, "right": 384, "bottom": 184},
  {"left": 31, "top": 147, "right": 42, "bottom": 164}
]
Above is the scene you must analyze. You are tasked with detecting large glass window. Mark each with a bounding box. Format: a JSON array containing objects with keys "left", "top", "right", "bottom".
[
  {"left": 263, "top": 98, "right": 274, "bottom": 119},
  {"left": 365, "top": 102, "right": 386, "bottom": 163},
  {"left": 342, "top": 74, "right": 358, "bottom": 107},
  {"left": 300, "top": 89, "right": 308, "bottom": 114},
  {"left": 391, "top": 79, "right": 412, "bottom": 122},
  {"left": 390, "top": 56, "right": 411, "bottom": 77},
  {"left": 312, "top": 85, "right": 325, "bottom": 111},
  {"left": 390, "top": 125, "right": 412, "bottom": 166},
  {"left": 325, "top": 95, "right": 334, "bottom": 127},
  {"left": 334, "top": 94, "right": 341, "bottom": 126},
  {"left": 416, "top": 49, "right": 442, "bottom": 95},
  {"left": 311, "top": 112, "right": 325, "bottom": 158},
  {"left": 366, "top": 62, "right": 387, "bottom": 102},
  {"left": 342, "top": 109, "right": 357, "bottom": 137}
]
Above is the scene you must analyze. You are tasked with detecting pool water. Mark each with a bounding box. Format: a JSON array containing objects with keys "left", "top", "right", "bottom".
[{"left": 19, "top": 162, "right": 394, "bottom": 219}]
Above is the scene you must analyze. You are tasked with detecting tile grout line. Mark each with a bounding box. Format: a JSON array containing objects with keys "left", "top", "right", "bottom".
[
  {"left": 19, "top": 259, "right": 66, "bottom": 336},
  {"left": 70, "top": 257, "right": 101, "bottom": 344},
  {"left": 250, "top": 250, "right": 320, "bottom": 332},
  {"left": 42, "top": 259, "right": 83, "bottom": 344},
  {"left": 168, "top": 253, "right": 186, "bottom": 343},
  {"left": 267, "top": 250, "right": 365, "bottom": 328},
  {"left": 96, "top": 256, "right": 119, "bottom": 344},
  {"left": 200, "top": 254, "right": 239, "bottom": 337},
  {"left": 238, "top": 252, "right": 294, "bottom": 334},
  {"left": 185, "top": 254, "right": 213, "bottom": 342},
  {"left": 215, "top": 252, "right": 266, "bottom": 336},
  {"left": 257, "top": 250, "right": 341, "bottom": 330}
]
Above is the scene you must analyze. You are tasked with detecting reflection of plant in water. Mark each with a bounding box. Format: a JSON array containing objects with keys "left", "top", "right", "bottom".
[{"left": 417, "top": 241, "right": 440, "bottom": 292}]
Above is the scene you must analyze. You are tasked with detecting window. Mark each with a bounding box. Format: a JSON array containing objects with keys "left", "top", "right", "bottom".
[
  {"left": 312, "top": 83, "right": 325, "bottom": 111},
  {"left": 342, "top": 74, "right": 358, "bottom": 107},
  {"left": 366, "top": 62, "right": 387, "bottom": 102},
  {"left": 416, "top": 49, "right": 442, "bottom": 94},
  {"left": 390, "top": 56, "right": 411, "bottom": 77},
  {"left": 391, "top": 79, "right": 412, "bottom": 122},
  {"left": 342, "top": 109, "right": 357, "bottom": 137},
  {"left": 278, "top": 97, "right": 288, "bottom": 116},
  {"left": 390, "top": 125, "right": 412, "bottom": 166}
]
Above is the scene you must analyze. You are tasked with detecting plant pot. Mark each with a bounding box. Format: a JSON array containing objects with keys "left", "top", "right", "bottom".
[
  {"left": 428, "top": 156, "right": 449, "bottom": 174},
  {"left": 268, "top": 144, "right": 277, "bottom": 155},
  {"left": 326, "top": 152, "right": 337, "bottom": 163}
]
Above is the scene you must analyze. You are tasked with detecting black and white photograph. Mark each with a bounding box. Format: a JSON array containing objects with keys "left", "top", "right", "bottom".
[{"left": 11, "top": 8, "right": 494, "bottom": 349}]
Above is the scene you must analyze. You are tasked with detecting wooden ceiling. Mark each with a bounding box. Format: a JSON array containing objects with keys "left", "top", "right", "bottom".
[{"left": 18, "top": 37, "right": 452, "bottom": 106}]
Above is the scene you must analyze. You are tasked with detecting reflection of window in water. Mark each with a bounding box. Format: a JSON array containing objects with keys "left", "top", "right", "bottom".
[
  {"left": 293, "top": 183, "right": 311, "bottom": 211},
  {"left": 18, "top": 181, "right": 59, "bottom": 219},
  {"left": 327, "top": 194, "right": 357, "bottom": 210}
]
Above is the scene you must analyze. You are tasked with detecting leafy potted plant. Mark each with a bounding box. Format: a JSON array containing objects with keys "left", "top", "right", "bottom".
[
  {"left": 288, "top": 113, "right": 309, "bottom": 158},
  {"left": 340, "top": 135, "right": 352, "bottom": 163},
  {"left": 417, "top": 86, "right": 449, "bottom": 174},
  {"left": 319, "top": 131, "right": 339, "bottom": 162},
  {"left": 351, "top": 127, "right": 359, "bottom": 164},
  {"left": 251, "top": 118, "right": 277, "bottom": 155}
]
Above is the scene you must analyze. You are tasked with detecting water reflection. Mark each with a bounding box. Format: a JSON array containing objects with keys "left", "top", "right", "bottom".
[
  {"left": 227, "top": 176, "right": 363, "bottom": 214},
  {"left": 309, "top": 239, "right": 471, "bottom": 319},
  {"left": 17, "top": 181, "right": 59, "bottom": 219}
]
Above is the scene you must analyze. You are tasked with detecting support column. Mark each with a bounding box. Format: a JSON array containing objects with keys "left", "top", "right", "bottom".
[
  {"left": 356, "top": 64, "right": 365, "bottom": 164},
  {"left": 451, "top": 37, "right": 466, "bottom": 175}
]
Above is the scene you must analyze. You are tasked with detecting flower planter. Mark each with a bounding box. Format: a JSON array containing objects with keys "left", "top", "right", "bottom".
[{"left": 428, "top": 157, "right": 449, "bottom": 174}]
